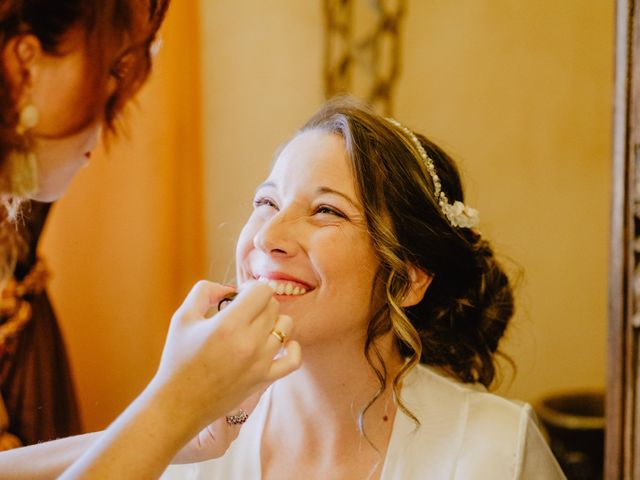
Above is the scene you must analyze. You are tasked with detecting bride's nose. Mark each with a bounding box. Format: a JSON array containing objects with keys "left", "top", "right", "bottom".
[{"left": 253, "top": 211, "right": 300, "bottom": 257}]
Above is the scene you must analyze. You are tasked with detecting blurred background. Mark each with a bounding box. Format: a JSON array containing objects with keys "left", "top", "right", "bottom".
[{"left": 40, "top": 0, "right": 612, "bottom": 450}]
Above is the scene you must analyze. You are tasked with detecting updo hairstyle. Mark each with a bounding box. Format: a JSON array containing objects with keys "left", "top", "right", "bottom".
[{"left": 302, "top": 97, "right": 515, "bottom": 421}]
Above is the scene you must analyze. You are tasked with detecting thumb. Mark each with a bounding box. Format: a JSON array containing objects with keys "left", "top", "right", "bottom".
[
  {"left": 267, "top": 341, "right": 302, "bottom": 382},
  {"left": 181, "top": 281, "right": 236, "bottom": 320}
]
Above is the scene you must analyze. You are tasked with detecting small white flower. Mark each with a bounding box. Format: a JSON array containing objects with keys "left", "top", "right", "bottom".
[
  {"left": 444, "top": 201, "right": 479, "bottom": 228},
  {"left": 385, "top": 117, "right": 480, "bottom": 230}
]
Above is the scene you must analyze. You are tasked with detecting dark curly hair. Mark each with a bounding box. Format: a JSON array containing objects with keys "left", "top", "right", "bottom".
[
  {"left": 0, "top": 0, "right": 170, "bottom": 152},
  {"left": 302, "top": 96, "right": 515, "bottom": 427},
  {"left": 0, "top": 0, "right": 169, "bottom": 283}
]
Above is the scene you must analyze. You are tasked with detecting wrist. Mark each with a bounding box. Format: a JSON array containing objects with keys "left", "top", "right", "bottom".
[{"left": 145, "top": 373, "right": 227, "bottom": 440}]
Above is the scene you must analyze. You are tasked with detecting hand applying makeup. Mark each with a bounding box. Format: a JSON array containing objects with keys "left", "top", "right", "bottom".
[
  {"left": 60, "top": 281, "right": 301, "bottom": 479},
  {"left": 168, "top": 280, "right": 305, "bottom": 463}
]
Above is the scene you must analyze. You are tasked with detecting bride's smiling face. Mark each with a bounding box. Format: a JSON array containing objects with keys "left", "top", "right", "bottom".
[{"left": 235, "top": 129, "right": 380, "bottom": 347}]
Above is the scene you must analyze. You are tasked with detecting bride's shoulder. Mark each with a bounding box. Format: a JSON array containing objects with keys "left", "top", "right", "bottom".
[
  {"left": 404, "top": 364, "right": 532, "bottom": 435},
  {"left": 394, "top": 364, "right": 564, "bottom": 478}
]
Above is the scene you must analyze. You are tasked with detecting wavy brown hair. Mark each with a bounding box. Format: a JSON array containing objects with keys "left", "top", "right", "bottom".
[
  {"left": 302, "top": 96, "right": 515, "bottom": 428},
  {"left": 0, "top": 0, "right": 170, "bottom": 284}
]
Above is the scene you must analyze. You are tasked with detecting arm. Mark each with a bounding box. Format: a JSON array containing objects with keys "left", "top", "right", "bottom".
[
  {"left": 0, "top": 432, "right": 100, "bottom": 480},
  {"left": 60, "top": 281, "right": 300, "bottom": 479},
  {"left": 59, "top": 384, "right": 204, "bottom": 480}
]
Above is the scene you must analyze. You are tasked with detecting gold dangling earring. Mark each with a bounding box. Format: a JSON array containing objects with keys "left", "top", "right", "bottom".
[
  {"left": 15, "top": 103, "right": 38, "bottom": 135},
  {"left": 5, "top": 102, "right": 39, "bottom": 197}
]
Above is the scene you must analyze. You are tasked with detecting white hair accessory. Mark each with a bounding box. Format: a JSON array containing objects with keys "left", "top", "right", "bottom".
[{"left": 386, "top": 118, "right": 479, "bottom": 229}]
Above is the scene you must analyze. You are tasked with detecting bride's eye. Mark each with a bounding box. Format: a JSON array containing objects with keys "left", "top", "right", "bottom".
[
  {"left": 253, "top": 197, "right": 278, "bottom": 210},
  {"left": 314, "top": 205, "right": 346, "bottom": 218}
]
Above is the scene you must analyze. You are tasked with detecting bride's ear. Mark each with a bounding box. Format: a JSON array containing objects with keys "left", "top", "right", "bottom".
[{"left": 402, "top": 265, "right": 432, "bottom": 307}]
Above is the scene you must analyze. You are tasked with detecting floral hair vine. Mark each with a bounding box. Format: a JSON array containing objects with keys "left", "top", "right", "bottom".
[{"left": 386, "top": 118, "right": 480, "bottom": 229}]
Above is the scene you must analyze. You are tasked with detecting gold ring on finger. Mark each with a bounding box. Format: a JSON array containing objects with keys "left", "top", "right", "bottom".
[{"left": 270, "top": 328, "right": 287, "bottom": 344}]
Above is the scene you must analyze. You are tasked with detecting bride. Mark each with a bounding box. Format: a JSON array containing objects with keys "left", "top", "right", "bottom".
[{"left": 162, "top": 97, "right": 564, "bottom": 479}]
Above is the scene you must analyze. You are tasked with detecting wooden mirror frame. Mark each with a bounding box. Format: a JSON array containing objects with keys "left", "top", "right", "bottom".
[{"left": 609, "top": 1, "right": 640, "bottom": 477}]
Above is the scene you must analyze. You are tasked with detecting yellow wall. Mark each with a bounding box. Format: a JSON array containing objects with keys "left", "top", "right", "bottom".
[{"left": 200, "top": 0, "right": 613, "bottom": 404}]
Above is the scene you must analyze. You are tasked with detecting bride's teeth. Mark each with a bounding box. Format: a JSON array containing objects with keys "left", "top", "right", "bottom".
[{"left": 257, "top": 278, "right": 308, "bottom": 295}]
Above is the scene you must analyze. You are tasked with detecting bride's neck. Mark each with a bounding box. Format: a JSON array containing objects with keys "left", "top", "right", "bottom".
[
  {"left": 261, "top": 335, "right": 403, "bottom": 480},
  {"left": 269, "top": 334, "right": 404, "bottom": 440}
]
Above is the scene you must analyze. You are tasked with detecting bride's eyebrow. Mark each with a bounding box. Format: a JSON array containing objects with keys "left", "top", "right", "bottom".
[
  {"left": 253, "top": 183, "right": 360, "bottom": 210},
  {"left": 255, "top": 181, "right": 276, "bottom": 193},
  {"left": 316, "top": 186, "right": 359, "bottom": 210}
]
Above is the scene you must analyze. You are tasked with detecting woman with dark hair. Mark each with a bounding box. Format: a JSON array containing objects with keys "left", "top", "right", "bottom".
[
  {"left": 162, "top": 97, "right": 565, "bottom": 479},
  {"left": 0, "top": 1, "right": 301, "bottom": 477}
]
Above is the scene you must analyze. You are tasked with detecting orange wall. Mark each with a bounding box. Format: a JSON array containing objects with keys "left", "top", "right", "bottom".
[{"left": 41, "top": 2, "right": 205, "bottom": 431}]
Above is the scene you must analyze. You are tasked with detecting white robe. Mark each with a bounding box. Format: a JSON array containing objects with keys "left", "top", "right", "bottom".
[{"left": 162, "top": 365, "right": 566, "bottom": 479}]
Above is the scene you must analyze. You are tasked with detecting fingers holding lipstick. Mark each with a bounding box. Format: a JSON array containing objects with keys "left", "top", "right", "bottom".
[
  {"left": 217, "top": 285, "right": 300, "bottom": 381},
  {"left": 176, "top": 280, "right": 235, "bottom": 322},
  {"left": 221, "top": 281, "right": 278, "bottom": 327}
]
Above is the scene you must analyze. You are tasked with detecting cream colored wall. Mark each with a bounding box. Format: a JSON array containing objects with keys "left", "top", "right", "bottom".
[
  {"left": 199, "top": 1, "right": 325, "bottom": 281},
  {"left": 200, "top": 1, "right": 613, "bottom": 404},
  {"left": 396, "top": 1, "right": 612, "bottom": 401}
]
